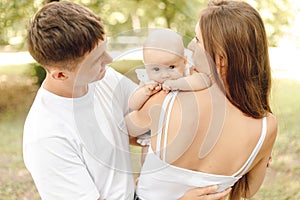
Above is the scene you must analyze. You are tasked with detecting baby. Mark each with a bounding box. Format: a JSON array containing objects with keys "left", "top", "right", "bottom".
[
  {"left": 130, "top": 29, "right": 211, "bottom": 110},
  {"left": 129, "top": 29, "right": 211, "bottom": 163}
]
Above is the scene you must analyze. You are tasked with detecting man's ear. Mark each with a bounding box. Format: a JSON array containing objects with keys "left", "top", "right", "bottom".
[{"left": 50, "top": 69, "right": 69, "bottom": 81}]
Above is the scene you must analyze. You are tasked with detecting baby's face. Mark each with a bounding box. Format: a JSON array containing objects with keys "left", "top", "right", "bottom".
[{"left": 143, "top": 50, "right": 186, "bottom": 83}]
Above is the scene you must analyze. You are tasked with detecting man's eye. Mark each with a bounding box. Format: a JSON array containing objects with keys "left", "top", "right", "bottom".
[
  {"left": 169, "top": 65, "right": 175, "bottom": 69},
  {"left": 153, "top": 67, "right": 160, "bottom": 71}
]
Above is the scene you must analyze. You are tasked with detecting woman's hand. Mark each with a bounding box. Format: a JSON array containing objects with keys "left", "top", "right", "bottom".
[{"left": 179, "top": 185, "right": 231, "bottom": 200}]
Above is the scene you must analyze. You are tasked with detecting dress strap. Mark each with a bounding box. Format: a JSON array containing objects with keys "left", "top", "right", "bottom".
[
  {"left": 162, "top": 91, "right": 178, "bottom": 161},
  {"left": 232, "top": 117, "right": 267, "bottom": 177},
  {"left": 156, "top": 91, "right": 178, "bottom": 160}
]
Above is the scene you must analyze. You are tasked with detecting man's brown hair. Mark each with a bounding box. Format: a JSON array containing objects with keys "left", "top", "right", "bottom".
[{"left": 27, "top": 1, "right": 105, "bottom": 70}]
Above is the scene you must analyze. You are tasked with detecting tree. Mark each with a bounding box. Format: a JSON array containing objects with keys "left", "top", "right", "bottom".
[
  {"left": 251, "top": 0, "right": 293, "bottom": 46},
  {"left": 0, "top": 0, "right": 35, "bottom": 48},
  {"left": 0, "top": 0, "right": 295, "bottom": 48}
]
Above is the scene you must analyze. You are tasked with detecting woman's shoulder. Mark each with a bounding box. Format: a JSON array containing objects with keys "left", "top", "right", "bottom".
[{"left": 266, "top": 113, "right": 278, "bottom": 140}]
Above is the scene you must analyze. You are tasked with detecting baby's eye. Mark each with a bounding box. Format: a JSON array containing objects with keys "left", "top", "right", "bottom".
[
  {"left": 169, "top": 65, "right": 175, "bottom": 69},
  {"left": 153, "top": 67, "right": 160, "bottom": 72}
]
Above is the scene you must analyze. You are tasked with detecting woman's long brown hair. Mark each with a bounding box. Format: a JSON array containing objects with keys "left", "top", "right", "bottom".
[
  {"left": 199, "top": 0, "right": 272, "bottom": 199},
  {"left": 200, "top": 0, "right": 272, "bottom": 119}
]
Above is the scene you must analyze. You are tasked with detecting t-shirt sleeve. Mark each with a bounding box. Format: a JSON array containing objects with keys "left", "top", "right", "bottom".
[{"left": 23, "top": 136, "right": 100, "bottom": 200}]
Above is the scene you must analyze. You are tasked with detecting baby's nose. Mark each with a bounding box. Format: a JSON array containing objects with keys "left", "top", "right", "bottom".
[{"left": 161, "top": 72, "right": 170, "bottom": 78}]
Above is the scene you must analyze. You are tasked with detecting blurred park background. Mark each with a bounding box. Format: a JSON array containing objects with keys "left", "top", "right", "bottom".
[{"left": 0, "top": 0, "right": 300, "bottom": 199}]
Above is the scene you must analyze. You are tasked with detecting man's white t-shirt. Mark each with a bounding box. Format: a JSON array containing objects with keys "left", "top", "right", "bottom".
[{"left": 23, "top": 67, "right": 137, "bottom": 200}]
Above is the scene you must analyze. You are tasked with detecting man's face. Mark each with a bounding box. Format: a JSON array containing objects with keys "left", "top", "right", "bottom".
[
  {"left": 75, "top": 40, "right": 113, "bottom": 86},
  {"left": 143, "top": 49, "right": 186, "bottom": 83}
]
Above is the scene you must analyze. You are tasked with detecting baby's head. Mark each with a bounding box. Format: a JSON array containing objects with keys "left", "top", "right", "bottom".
[{"left": 143, "top": 29, "right": 186, "bottom": 83}]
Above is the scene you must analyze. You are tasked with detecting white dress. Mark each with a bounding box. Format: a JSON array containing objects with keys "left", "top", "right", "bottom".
[{"left": 136, "top": 91, "right": 267, "bottom": 200}]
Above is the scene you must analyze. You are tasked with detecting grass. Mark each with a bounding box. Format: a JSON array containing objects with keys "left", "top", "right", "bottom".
[
  {"left": 0, "top": 62, "right": 299, "bottom": 199},
  {"left": 0, "top": 118, "right": 40, "bottom": 200},
  {"left": 0, "top": 64, "right": 40, "bottom": 199},
  {"left": 251, "top": 79, "right": 300, "bottom": 200}
]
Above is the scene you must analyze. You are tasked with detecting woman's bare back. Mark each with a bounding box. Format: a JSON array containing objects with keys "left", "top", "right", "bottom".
[{"left": 147, "top": 88, "right": 277, "bottom": 177}]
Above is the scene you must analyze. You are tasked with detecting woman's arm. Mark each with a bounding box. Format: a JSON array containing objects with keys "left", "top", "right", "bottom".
[{"left": 244, "top": 114, "right": 278, "bottom": 198}]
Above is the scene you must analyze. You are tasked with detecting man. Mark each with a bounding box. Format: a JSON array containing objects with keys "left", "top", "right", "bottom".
[{"left": 23, "top": 1, "right": 230, "bottom": 199}]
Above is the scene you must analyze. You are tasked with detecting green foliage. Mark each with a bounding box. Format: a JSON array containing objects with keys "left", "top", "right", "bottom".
[
  {"left": 109, "top": 59, "right": 143, "bottom": 83},
  {"left": 271, "top": 80, "right": 300, "bottom": 157},
  {"left": 253, "top": 0, "right": 294, "bottom": 46},
  {"left": 31, "top": 63, "right": 46, "bottom": 86},
  {"left": 0, "top": 0, "right": 35, "bottom": 48},
  {"left": 0, "top": 76, "right": 37, "bottom": 121},
  {"left": 0, "top": 64, "right": 32, "bottom": 76},
  {"left": 252, "top": 80, "right": 300, "bottom": 200},
  {"left": 0, "top": 0, "right": 295, "bottom": 48}
]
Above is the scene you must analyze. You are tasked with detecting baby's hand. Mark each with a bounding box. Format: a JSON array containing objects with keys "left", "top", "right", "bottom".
[
  {"left": 162, "top": 79, "right": 178, "bottom": 91},
  {"left": 143, "top": 81, "right": 161, "bottom": 96}
]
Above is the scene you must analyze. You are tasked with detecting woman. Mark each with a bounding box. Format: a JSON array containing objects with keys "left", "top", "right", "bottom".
[{"left": 126, "top": 1, "right": 277, "bottom": 199}]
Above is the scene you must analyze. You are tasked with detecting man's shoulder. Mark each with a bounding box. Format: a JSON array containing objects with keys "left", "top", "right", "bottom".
[
  {"left": 24, "top": 111, "right": 71, "bottom": 141},
  {"left": 24, "top": 96, "right": 76, "bottom": 144}
]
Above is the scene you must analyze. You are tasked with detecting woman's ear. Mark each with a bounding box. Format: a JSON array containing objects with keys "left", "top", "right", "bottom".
[
  {"left": 215, "top": 54, "right": 225, "bottom": 69},
  {"left": 215, "top": 54, "right": 226, "bottom": 76}
]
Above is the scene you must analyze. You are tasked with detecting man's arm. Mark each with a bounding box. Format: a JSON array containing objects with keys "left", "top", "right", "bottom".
[
  {"left": 179, "top": 185, "right": 231, "bottom": 200},
  {"left": 24, "top": 137, "right": 100, "bottom": 199}
]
